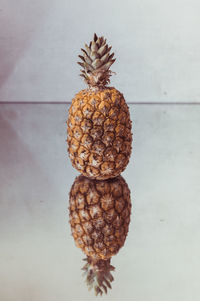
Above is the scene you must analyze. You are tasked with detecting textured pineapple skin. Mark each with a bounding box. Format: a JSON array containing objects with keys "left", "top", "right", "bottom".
[
  {"left": 67, "top": 87, "right": 132, "bottom": 180},
  {"left": 69, "top": 175, "right": 131, "bottom": 261}
]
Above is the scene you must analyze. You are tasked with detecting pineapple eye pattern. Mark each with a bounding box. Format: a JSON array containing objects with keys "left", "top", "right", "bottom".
[{"left": 69, "top": 175, "right": 131, "bottom": 296}]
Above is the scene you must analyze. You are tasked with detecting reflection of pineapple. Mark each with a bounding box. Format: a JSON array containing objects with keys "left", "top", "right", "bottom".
[
  {"left": 67, "top": 33, "right": 132, "bottom": 180},
  {"left": 69, "top": 175, "right": 131, "bottom": 295}
]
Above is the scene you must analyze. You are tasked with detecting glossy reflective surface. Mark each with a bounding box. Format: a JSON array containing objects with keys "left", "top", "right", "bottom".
[{"left": 0, "top": 103, "right": 200, "bottom": 300}]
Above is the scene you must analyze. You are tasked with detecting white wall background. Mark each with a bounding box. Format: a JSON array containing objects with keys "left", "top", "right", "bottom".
[{"left": 0, "top": 0, "right": 200, "bottom": 103}]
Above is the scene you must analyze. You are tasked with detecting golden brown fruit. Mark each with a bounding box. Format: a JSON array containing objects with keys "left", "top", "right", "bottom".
[
  {"left": 67, "top": 34, "right": 132, "bottom": 180},
  {"left": 69, "top": 175, "right": 132, "bottom": 295}
]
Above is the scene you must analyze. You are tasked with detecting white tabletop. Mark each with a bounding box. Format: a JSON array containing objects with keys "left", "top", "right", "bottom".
[{"left": 0, "top": 103, "right": 200, "bottom": 301}]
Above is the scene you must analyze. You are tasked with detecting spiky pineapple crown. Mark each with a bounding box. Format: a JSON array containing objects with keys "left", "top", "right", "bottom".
[
  {"left": 78, "top": 33, "right": 116, "bottom": 89},
  {"left": 82, "top": 257, "right": 115, "bottom": 296}
]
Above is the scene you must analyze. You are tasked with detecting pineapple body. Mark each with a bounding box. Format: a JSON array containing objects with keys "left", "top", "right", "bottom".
[
  {"left": 67, "top": 87, "right": 132, "bottom": 180},
  {"left": 69, "top": 175, "right": 131, "bottom": 261}
]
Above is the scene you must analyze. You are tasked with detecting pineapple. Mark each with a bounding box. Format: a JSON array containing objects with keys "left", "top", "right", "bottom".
[
  {"left": 67, "top": 33, "right": 132, "bottom": 180},
  {"left": 69, "top": 175, "right": 131, "bottom": 295}
]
